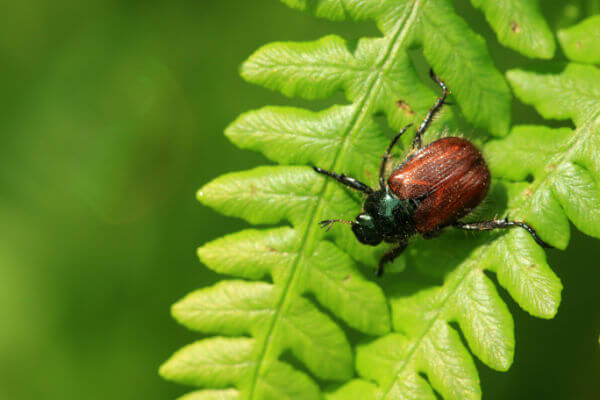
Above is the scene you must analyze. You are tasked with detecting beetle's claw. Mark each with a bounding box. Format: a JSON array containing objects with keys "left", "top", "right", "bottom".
[{"left": 319, "top": 220, "right": 334, "bottom": 231}]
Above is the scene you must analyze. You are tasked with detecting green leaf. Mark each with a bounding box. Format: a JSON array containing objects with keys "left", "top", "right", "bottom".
[
  {"left": 470, "top": 0, "right": 555, "bottom": 58},
  {"left": 163, "top": 2, "right": 583, "bottom": 400},
  {"left": 160, "top": 337, "right": 254, "bottom": 388},
  {"left": 241, "top": 36, "right": 359, "bottom": 100},
  {"left": 558, "top": 15, "right": 600, "bottom": 64},
  {"left": 226, "top": 105, "right": 385, "bottom": 169},
  {"left": 507, "top": 64, "right": 600, "bottom": 126},
  {"left": 197, "top": 166, "right": 321, "bottom": 226}
]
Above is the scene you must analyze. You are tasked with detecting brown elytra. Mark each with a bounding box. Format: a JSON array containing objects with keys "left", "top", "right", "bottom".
[{"left": 388, "top": 137, "right": 490, "bottom": 234}]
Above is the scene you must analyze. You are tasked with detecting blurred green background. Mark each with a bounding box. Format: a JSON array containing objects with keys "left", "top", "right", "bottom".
[{"left": 0, "top": 1, "right": 598, "bottom": 399}]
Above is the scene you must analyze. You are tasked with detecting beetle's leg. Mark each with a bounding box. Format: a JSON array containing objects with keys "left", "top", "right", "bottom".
[
  {"left": 413, "top": 69, "right": 450, "bottom": 149},
  {"left": 377, "top": 242, "right": 408, "bottom": 277},
  {"left": 313, "top": 167, "right": 374, "bottom": 194},
  {"left": 379, "top": 124, "right": 413, "bottom": 190},
  {"left": 453, "top": 218, "right": 553, "bottom": 248}
]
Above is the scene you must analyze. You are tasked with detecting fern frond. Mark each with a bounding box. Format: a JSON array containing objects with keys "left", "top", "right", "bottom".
[{"left": 161, "top": 2, "right": 596, "bottom": 400}]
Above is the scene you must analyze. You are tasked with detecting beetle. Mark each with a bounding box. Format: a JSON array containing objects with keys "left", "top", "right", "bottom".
[{"left": 314, "top": 70, "right": 552, "bottom": 276}]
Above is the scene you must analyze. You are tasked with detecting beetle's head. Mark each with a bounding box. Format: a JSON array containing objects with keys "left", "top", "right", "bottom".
[
  {"left": 354, "top": 189, "right": 416, "bottom": 243},
  {"left": 352, "top": 213, "right": 383, "bottom": 246},
  {"left": 321, "top": 190, "right": 415, "bottom": 246}
]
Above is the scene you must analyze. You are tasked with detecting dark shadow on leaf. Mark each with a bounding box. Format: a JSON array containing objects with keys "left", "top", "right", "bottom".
[
  {"left": 419, "top": 372, "right": 444, "bottom": 400},
  {"left": 302, "top": 291, "right": 373, "bottom": 348},
  {"left": 279, "top": 349, "right": 323, "bottom": 382},
  {"left": 344, "top": 38, "right": 360, "bottom": 55},
  {"left": 381, "top": 267, "right": 440, "bottom": 298}
]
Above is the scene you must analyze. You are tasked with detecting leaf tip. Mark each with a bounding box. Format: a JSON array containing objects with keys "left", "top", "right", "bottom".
[
  {"left": 170, "top": 296, "right": 186, "bottom": 323},
  {"left": 197, "top": 245, "right": 209, "bottom": 265},
  {"left": 196, "top": 188, "right": 206, "bottom": 203},
  {"left": 158, "top": 356, "right": 176, "bottom": 381},
  {"left": 538, "top": 289, "right": 563, "bottom": 320},
  {"left": 527, "top": 277, "right": 563, "bottom": 320},
  {"left": 493, "top": 349, "right": 515, "bottom": 372},
  {"left": 196, "top": 182, "right": 218, "bottom": 207},
  {"left": 529, "top": 31, "right": 556, "bottom": 60},
  {"left": 536, "top": 45, "right": 556, "bottom": 61}
]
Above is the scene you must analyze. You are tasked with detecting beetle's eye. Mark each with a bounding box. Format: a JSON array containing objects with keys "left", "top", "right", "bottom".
[{"left": 352, "top": 214, "right": 382, "bottom": 246}]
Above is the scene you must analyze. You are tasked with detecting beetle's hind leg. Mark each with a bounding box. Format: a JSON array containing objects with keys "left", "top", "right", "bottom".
[
  {"left": 453, "top": 218, "right": 553, "bottom": 248},
  {"left": 313, "top": 167, "right": 374, "bottom": 194},
  {"left": 377, "top": 242, "right": 408, "bottom": 277},
  {"left": 413, "top": 69, "right": 450, "bottom": 149}
]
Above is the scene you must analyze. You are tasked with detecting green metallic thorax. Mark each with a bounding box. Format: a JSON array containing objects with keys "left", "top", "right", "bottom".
[{"left": 363, "top": 190, "right": 417, "bottom": 242}]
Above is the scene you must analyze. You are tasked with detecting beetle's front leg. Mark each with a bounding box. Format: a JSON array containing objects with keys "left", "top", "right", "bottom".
[
  {"left": 379, "top": 124, "right": 412, "bottom": 190},
  {"left": 413, "top": 70, "right": 450, "bottom": 149},
  {"left": 313, "top": 167, "right": 374, "bottom": 195},
  {"left": 377, "top": 242, "right": 407, "bottom": 277}
]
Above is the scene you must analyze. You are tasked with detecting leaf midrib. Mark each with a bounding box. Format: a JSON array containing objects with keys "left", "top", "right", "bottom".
[{"left": 245, "top": 1, "right": 424, "bottom": 398}]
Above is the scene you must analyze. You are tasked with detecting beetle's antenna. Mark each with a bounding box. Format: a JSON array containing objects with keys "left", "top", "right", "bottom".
[
  {"left": 379, "top": 124, "right": 413, "bottom": 190},
  {"left": 319, "top": 219, "right": 353, "bottom": 232}
]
